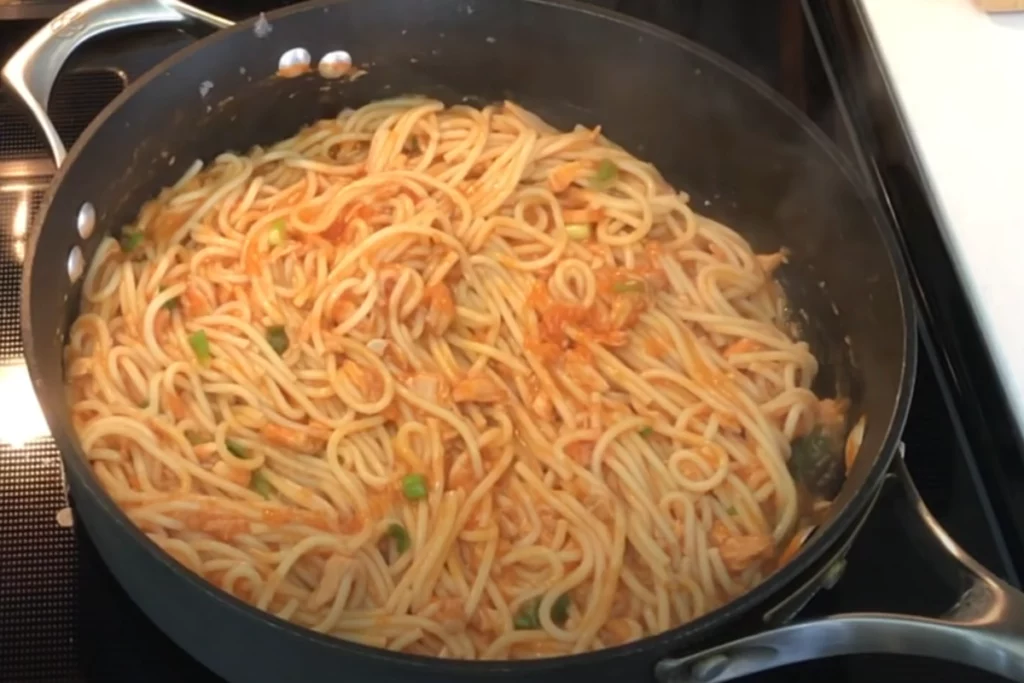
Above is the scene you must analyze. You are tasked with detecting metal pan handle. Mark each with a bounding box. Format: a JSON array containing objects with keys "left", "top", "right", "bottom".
[
  {"left": 655, "top": 450, "right": 1024, "bottom": 683},
  {"left": 1, "top": 0, "right": 232, "bottom": 167}
]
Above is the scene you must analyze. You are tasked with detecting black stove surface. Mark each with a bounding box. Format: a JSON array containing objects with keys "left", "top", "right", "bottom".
[{"left": 0, "top": 2, "right": 1020, "bottom": 682}]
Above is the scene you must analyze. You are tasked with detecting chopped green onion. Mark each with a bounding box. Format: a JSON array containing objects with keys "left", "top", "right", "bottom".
[
  {"left": 139, "top": 399, "right": 149, "bottom": 409},
  {"left": 163, "top": 296, "right": 180, "bottom": 311},
  {"left": 186, "top": 432, "right": 205, "bottom": 445},
  {"left": 513, "top": 596, "right": 541, "bottom": 630},
  {"left": 119, "top": 231, "right": 144, "bottom": 253},
  {"left": 226, "top": 439, "right": 248, "bottom": 459},
  {"left": 268, "top": 218, "right": 286, "bottom": 246},
  {"left": 385, "top": 522, "right": 411, "bottom": 554},
  {"left": 639, "top": 426, "right": 654, "bottom": 437},
  {"left": 401, "top": 473, "right": 428, "bottom": 500},
  {"left": 551, "top": 593, "right": 571, "bottom": 626},
  {"left": 726, "top": 506, "right": 738, "bottom": 515},
  {"left": 250, "top": 470, "right": 274, "bottom": 499},
  {"left": 189, "top": 330, "right": 211, "bottom": 364},
  {"left": 266, "top": 325, "right": 289, "bottom": 355},
  {"left": 566, "top": 223, "right": 591, "bottom": 241},
  {"left": 789, "top": 426, "right": 845, "bottom": 499},
  {"left": 590, "top": 159, "right": 619, "bottom": 189},
  {"left": 612, "top": 279, "right": 646, "bottom": 294}
]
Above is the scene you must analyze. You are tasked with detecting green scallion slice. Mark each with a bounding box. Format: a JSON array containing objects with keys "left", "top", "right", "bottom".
[
  {"left": 590, "top": 159, "right": 619, "bottom": 189},
  {"left": 513, "top": 596, "right": 541, "bottom": 630},
  {"left": 250, "top": 470, "right": 273, "bottom": 499},
  {"left": 189, "top": 330, "right": 211, "bottom": 364},
  {"left": 612, "top": 279, "right": 645, "bottom": 294},
  {"left": 266, "top": 325, "right": 289, "bottom": 355},
  {"left": 386, "top": 522, "right": 411, "bottom": 554},
  {"left": 551, "top": 593, "right": 571, "bottom": 626},
  {"left": 268, "top": 218, "right": 286, "bottom": 246},
  {"left": 119, "top": 231, "right": 144, "bottom": 253},
  {"left": 566, "top": 223, "right": 591, "bottom": 241},
  {"left": 226, "top": 439, "right": 248, "bottom": 459},
  {"left": 401, "top": 473, "right": 428, "bottom": 500}
]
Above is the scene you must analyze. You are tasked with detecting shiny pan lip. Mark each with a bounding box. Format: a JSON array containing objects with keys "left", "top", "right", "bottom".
[{"left": 21, "top": 0, "right": 918, "bottom": 674}]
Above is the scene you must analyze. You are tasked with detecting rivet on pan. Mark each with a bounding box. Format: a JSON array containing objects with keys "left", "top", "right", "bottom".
[
  {"left": 278, "top": 47, "right": 311, "bottom": 77},
  {"left": 318, "top": 50, "right": 352, "bottom": 79},
  {"left": 56, "top": 507, "right": 74, "bottom": 527},
  {"left": 67, "top": 246, "right": 84, "bottom": 283},
  {"left": 76, "top": 202, "right": 95, "bottom": 239}
]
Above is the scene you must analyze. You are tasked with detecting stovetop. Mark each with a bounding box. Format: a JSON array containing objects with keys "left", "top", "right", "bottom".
[{"left": 0, "top": 2, "right": 1021, "bottom": 682}]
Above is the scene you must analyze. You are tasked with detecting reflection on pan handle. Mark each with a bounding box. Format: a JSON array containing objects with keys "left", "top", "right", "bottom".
[
  {"left": 655, "top": 446, "right": 1024, "bottom": 683},
  {"left": 1, "top": 0, "right": 232, "bottom": 167}
]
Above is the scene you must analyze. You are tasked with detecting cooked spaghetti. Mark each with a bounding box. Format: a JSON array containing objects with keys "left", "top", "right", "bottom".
[{"left": 65, "top": 97, "right": 846, "bottom": 659}]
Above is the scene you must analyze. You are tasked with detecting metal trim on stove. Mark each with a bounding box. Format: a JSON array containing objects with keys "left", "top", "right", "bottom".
[
  {"left": 0, "top": 159, "right": 55, "bottom": 180},
  {"left": 805, "top": 0, "right": 1024, "bottom": 588}
]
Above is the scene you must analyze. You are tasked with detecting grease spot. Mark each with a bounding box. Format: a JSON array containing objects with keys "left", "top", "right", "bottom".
[
  {"left": 199, "top": 80, "right": 213, "bottom": 97},
  {"left": 254, "top": 12, "right": 272, "bottom": 38},
  {"left": 485, "top": 36, "right": 496, "bottom": 44}
]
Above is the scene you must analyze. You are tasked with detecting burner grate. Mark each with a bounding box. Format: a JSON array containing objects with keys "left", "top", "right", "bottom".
[
  {"left": 0, "top": 442, "right": 77, "bottom": 683},
  {"left": 0, "top": 191, "right": 41, "bottom": 359},
  {"left": 0, "top": 68, "right": 124, "bottom": 683}
]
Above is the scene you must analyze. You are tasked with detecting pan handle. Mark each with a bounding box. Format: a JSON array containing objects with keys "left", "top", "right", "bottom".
[
  {"left": 1, "top": 0, "right": 232, "bottom": 167},
  {"left": 655, "top": 449, "right": 1024, "bottom": 683}
]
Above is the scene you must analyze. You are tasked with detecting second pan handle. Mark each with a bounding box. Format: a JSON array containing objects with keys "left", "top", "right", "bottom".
[
  {"left": 1, "top": 0, "right": 232, "bottom": 166},
  {"left": 655, "top": 447, "right": 1024, "bottom": 683}
]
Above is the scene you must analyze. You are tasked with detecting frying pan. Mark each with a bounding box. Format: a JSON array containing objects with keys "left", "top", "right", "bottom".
[{"left": 4, "top": 0, "right": 1023, "bottom": 681}]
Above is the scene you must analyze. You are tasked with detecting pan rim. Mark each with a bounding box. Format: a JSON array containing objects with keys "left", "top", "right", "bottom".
[{"left": 21, "top": 0, "right": 919, "bottom": 674}]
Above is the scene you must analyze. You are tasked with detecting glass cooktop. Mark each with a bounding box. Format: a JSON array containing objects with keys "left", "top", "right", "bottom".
[{"left": 0, "top": 1, "right": 1020, "bottom": 682}]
